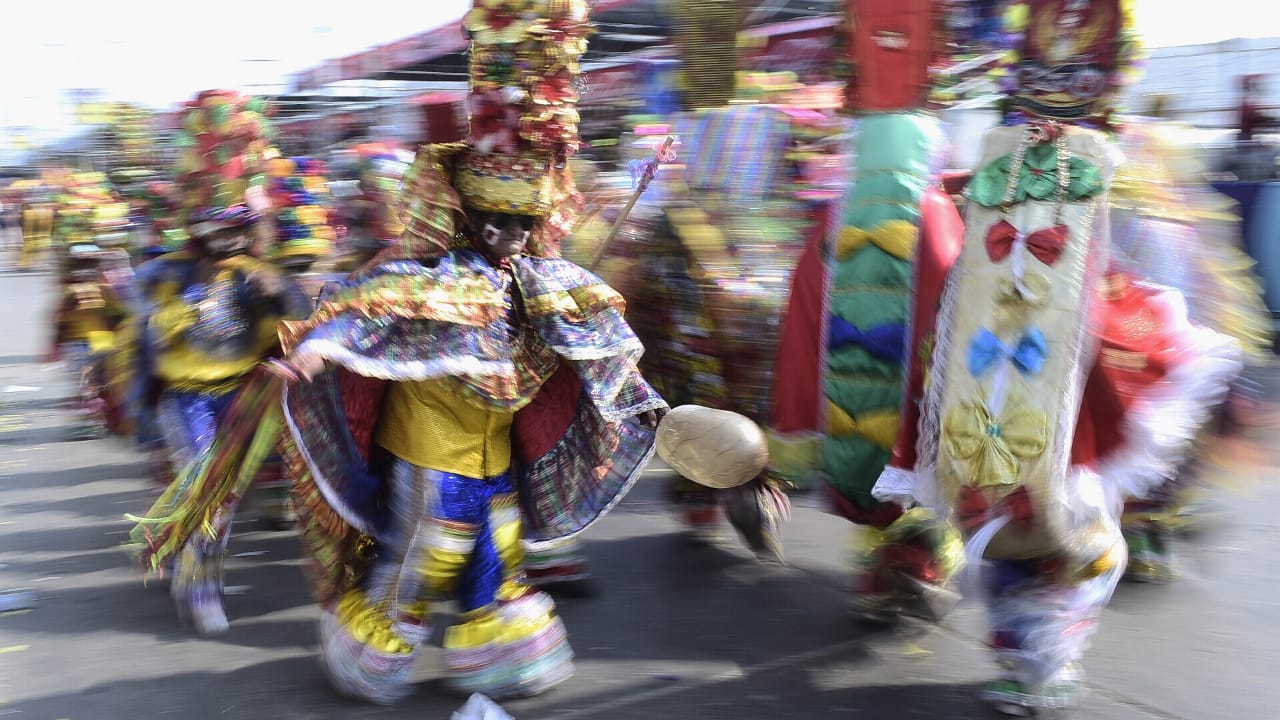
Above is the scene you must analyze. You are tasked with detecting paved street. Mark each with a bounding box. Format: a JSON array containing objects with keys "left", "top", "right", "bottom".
[{"left": 2, "top": 248, "right": 1279, "bottom": 719}]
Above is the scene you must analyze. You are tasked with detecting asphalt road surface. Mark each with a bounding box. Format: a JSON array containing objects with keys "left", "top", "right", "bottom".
[{"left": 2, "top": 245, "right": 1279, "bottom": 719}]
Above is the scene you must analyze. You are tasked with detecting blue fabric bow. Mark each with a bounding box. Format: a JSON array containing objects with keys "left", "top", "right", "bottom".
[
  {"left": 828, "top": 316, "right": 906, "bottom": 363},
  {"left": 967, "top": 327, "right": 1048, "bottom": 377}
]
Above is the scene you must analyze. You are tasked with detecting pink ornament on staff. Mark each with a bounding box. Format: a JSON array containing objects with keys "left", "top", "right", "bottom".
[{"left": 590, "top": 135, "right": 675, "bottom": 271}]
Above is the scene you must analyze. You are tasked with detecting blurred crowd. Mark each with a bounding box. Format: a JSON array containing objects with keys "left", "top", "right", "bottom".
[{"left": 2, "top": 1, "right": 1279, "bottom": 717}]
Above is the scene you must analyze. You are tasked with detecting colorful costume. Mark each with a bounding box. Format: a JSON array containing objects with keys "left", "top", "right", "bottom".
[
  {"left": 864, "top": 1, "right": 1230, "bottom": 713},
  {"left": 264, "top": 155, "right": 336, "bottom": 273},
  {"left": 765, "top": 0, "right": 968, "bottom": 621},
  {"left": 329, "top": 143, "right": 412, "bottom": 274},
  {"left": 563, "top": 3, "right": 837, "bottom": 561},
  {"left": 45, "top": 178, "right": 135, "bottom": 438},
  {"left": 134, "top": 206, "right": 305, "bottom": 632},
  {"left": 825, "top": 113, "right": 967, "bottom": 621},
  {"left": 1106, "top": 117, "right": 1263, "bottom": 579},
  {"left": 252, "top": 155, "right": 341, "bottom": 528},
  {"left": 49, "top": 246, "right": 128, "bottom": 438},
  {"left": 130, "top": 91, "right": 308, "bottom": 633},
  {"left": 131, "top": 0, "right": 665, "bottom": 703},
  {"left": 18, "top": 186, "right": 54, "bottom": 271}
]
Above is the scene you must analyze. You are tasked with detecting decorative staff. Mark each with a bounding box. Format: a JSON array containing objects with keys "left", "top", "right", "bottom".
[{"left": 589, "top": 135, "right": 675, "bottom": 271}]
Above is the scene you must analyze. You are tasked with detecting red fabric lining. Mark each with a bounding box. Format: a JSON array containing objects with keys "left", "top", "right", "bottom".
[
  {"left": 1073, "top": 348, "right": 1128, "bottom": 467},
  {"left": 826, "top": 484, "right": 905, "bottom": 528},
  {"left": 337, "top": 369, "right": 388, "bottom": 463},
  {"left": 514, "top": 361, "right": 582, "bottom": 463},
  {"left": 768, "top": 201, "right": 832, "bottom": 433},
  {"left": 888, "top": 187, "right": 964, "bottom": 471}
]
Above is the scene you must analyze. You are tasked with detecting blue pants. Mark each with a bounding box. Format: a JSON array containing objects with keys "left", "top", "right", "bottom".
[
  {"left": 158, "top": 389, "right": 236, "bottom": 469},
  {"left": 382, "top": 461, "right": 522, "bottom": 616}
]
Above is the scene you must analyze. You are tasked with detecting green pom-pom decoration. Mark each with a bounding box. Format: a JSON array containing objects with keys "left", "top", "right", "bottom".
[{"left": 209, "top": 104, "right": 231, "bottom": 129}]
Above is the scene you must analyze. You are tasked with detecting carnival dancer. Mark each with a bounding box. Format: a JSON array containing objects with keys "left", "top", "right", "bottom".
[
  {"left": 47, "top": 245, "right": 127, "bottom": 438},
  {"left": 130, "top": 0, "right": 666, "bottom": 703},
  {"left": 18, "top": 185, "right": 54, "bottom": 271},
  {"left": 1090, "top": 268, "right": 1244, "bottom": 583},
  {"left": 763, "top": 0, "right": 969, "bottom": 622},
  {"left": 129, "top": 89, "right": 308, "bottom": 633},
  {"left": 133, "top": 202, "right": 303, "bottom": 632},
  {"left": 863, "top": 1, "right": 1241, "bottom": 713},
  {"left": 45, "top": 179, "right": 135, "bottom": 437},
  {"left": 591, "top": 0, "right": 799, "bottom": 564},
  {"left": 1105, "top": 113, "right": 1264, "bottom": 581}
]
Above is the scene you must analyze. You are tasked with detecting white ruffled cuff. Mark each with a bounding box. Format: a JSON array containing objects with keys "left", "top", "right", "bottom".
[{"left": 871, "top": 465, "right": 938, "bottom": 510}]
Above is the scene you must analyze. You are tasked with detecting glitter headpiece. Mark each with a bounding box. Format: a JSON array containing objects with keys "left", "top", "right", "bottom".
[
  {"left": 392, "top": 0, "right": 591, "bottom": 260},
  {"left": 455, "top": 0, "right": 590, "bottom": 217},
  {"left": 173, "top": 90, "right": 277, "bottom": 229}
]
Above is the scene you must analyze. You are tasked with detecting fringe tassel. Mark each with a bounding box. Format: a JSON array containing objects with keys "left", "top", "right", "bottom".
[{"left": 125, "top": 366, "right": 287, "bottom": 572}]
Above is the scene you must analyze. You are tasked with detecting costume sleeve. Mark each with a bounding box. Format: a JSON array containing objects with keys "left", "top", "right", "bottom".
[
  {"left": 1095, "top": 287, "right": 1243, "bottom": 508},
  {"left": 282, "top": 258, "right": 514, "bottom": 383},
  {"left": 514, "top": 257, "right": 668, "bottom": 422}
]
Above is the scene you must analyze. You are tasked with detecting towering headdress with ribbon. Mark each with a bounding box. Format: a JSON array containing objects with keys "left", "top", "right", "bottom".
[
  {"left": 392, "top": 0, "right": 590, "bottom": 262},
  {"left": 172, "top": 90, "right": 278, "bottom": 235}
]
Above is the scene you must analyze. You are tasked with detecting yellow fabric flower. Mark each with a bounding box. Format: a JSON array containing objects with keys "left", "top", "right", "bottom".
[{"left": 943, "top": 398, "right": 1047, "bottom": 488}]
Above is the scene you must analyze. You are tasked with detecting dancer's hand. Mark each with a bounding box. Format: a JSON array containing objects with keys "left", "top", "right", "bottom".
[
  {"left": 285, "top": 349, "right": 327, "bottom": 382},
  {"left": 636, "top": 407, "right": 666, "bottom": 430}
]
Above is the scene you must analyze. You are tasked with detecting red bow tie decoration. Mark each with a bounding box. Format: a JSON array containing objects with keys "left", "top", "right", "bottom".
[
  {"left": 957, "top": 485, "right": 1035, "bottom": 535},
  {"left": 984, "top": 220, "right": 1068, "bottom": 266}
]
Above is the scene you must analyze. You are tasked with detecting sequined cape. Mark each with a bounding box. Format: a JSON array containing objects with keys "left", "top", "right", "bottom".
[{"left": 279, "top": 248, "right": 666, "bottom": 606}]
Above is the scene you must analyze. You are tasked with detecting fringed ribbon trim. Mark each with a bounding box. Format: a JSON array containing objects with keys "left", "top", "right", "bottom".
[
  {"left": 278, "top": 418, "right": 366, "bottom": 608},
  {"left": 125, "top": 364, "right": 288, "bottom": 572},
  {"left": 520, "top": 283, "right": 626, "bottom": 321},
  {"left": 392, "top": 143, "right": 467, "bottom": 263},
  {"left": 526, "top": 167, "right": 584, "bottom": 259},
  {"left": 279, "top": 273, "right": 506, "bottom": 353}
]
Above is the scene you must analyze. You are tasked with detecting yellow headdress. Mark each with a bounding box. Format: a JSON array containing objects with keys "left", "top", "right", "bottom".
[{"left": 391, "top": 0, "right": 590, "bottom": 261}]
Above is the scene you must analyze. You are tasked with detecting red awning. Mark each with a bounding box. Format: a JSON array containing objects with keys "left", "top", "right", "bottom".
[
  {"left": 291, "top": 0, "right": 655, "bottom": 93},
  {"left": 582, "top": 64, "right": 639, "bottom": 103},
  {"left": 293, "top": 19, "right": 468, "bottom": 92},
  {"left": 339, "top": 53, "right": 365, "bottom": 83},
  {"left": 387, "top": 21, "right": 468, "bottom": 72},
  {"left": 359, "top": 46, "right": 389, "bottom": 77},
  {"left": 742, "top": 15, "right": 840, "bottom": 39},
  {"left": 741, "top": 15, "right": 839, "bottom": 78}
]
